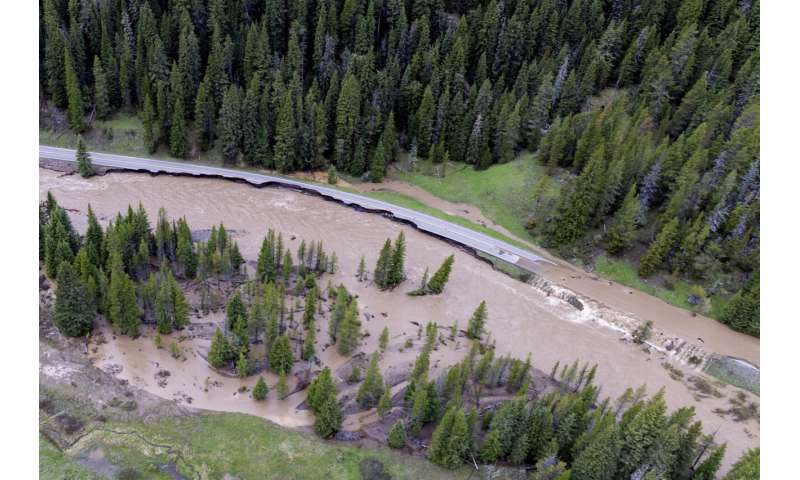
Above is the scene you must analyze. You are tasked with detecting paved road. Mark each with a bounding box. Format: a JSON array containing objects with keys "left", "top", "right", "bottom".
[{"left": 40, "top": 145, "right": 550, "bottom": 268}]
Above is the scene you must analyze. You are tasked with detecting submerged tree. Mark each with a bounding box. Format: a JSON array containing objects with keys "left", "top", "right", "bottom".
[{"left": 467, "top": 301, "right": 488, "bottom": 339}]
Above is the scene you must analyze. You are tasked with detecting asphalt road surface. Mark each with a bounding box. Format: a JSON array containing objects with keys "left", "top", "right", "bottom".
[{"left": 39, "top": 145, "right": 550, "bottom": 268}]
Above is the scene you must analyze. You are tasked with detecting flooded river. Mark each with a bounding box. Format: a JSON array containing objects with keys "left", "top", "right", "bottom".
[{"left": 39, "top": 168, "right": 759, "bottom": 469}]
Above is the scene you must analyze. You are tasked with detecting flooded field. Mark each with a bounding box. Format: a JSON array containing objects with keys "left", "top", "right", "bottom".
[{"left": 39, "top": 168, "right": 759, "bottom": 469}]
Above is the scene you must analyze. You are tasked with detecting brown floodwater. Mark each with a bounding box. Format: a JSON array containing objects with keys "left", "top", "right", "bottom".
[{"left": 39, "top": 168, "right": 759, "bottom": 470}]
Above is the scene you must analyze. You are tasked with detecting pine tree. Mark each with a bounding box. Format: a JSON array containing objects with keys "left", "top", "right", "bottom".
[
  {"left": 357, "top": 352, "right": 385, "bottom": 408},
  {"left": 92, "top": 56, "right": 110, "bottom": 120},
  {"left": 388, "top": 420, "right": 407, "bottom": 448},
  {"left": 415, "top": 86, "right": 436, "bottom": 156},
  {"left": 44, "top": 206, "right": 77, "bottom": 278},
  {"left": 175, "top": 218, "right": 197, "bottom": 278},
  {"left": 269, "top": 334, "right": 294, "bottom": 374},
  {"left": 428, "top": 407, "right": 469, "bottom": 469},
  {"left": 64, "top": 49, "right": 84, "bottom": 133},
  {"left": 142, "top": 93, "right": 158, "bottom": 153},
  {"left": 426, "top": 255, "right": 454, "bottom": 294},
  {"left": 273, "top": 93, "right": 296, "bottom": 172},
  {"left": 54, "top": 261, "right": 95, "bottom": 337},
  {"left": 606, "top": 185, "right": 641, "bottom": 255},
  {"left": 724, "top": 448, "right": 759, "bottom": 480},
  {"left": 370, "top": 140, "right": 387, "bottom": 182},
  {"left": 327, "top": 165, "right": 338, "bottom": 184},
  {"left": 334, "top": 72, "right": 361, "bottom": 171},
  {"left": 467, "top": 301, "right": 488, "bottom": 339},
  {"left": 693, "top": 443, "right": 726, "bottom": 480},
  {"left": 84, "top": 205, "right": 104, "bottom": 268},
  {"left": 356, "top": 255, "right": 367, "bottom": 281},
  {"left": 303, "top": 287, "right": 317, "bottom": 328},
  {"left": 155, "top": 271, "right": 189, "bottom": 334},
  {"left": 379, "top": 326, "right": 389, "bottom": 352},
  {"left": 43, "top": 0, "right": 66, "bottom": 107},
  {"left": 721, "top": 272, "right": 759, "bottom": 336},
  {"left": 226, "top": 291, "right": 247, "bottom": 332},
  {"left": 337, "top": 299, "right": 362, "bottom": 355},
  {"left": 388, "top": 231, "right": 406, "bottom": 287},
  {"left": 169, "top": 96, "right": 189, "bottom": 158},
  {"left": 236, "top": 350, "right": 250, "bottom": 377},
  {"left": 218, "top": 86, "right": 243, "bottom": 163},
  {"left": 253, "top": 376, "right": 268, "bottom": 400},
  {"left": 329, "top": 285, "right": 349, "bottom": 342},
  {"left": 302, "top": 325, "right": 316, "bottom": 361},
  {"left": 307, "top": 367, "right": 342, "bottom": 437},
  {"left": 276, "top": 373, "right": 289, "bottom": 399},
  {"left": 570, "top": 421, "right": 622, "bottom": 480},
  {"left": 377, "top": 381, "right": 393, "bottom": 419},
  {"left": 107, "top": 263, "right": 141, "bottom": 337},
  {"left": 208, "top": 327, "right": 233, "bottom": 369},
  {"left": 552, "top": 144, "right": 607, "bottom": 245},
  {"left": 194, "top": 76, "right": 216, "bottom": 151},
  {"left": 75, "top": 136, "right": 94, "bottom": 178},
  {"left": 480, "top": 428, "right": 503, "bottom": 463},
  {"left": 617, "top": 391, "right": 668, "bottom": 478},
  {"left": 639, "top": 218, "right": 680, "bottom": 277},
  {"left": 374, "top": 239, "right": 392, "bottom": 288}
]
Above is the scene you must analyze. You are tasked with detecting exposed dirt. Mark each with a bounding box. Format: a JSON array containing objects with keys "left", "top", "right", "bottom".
[{"left": 39, "top": 167, "right": 759, "bottom": 470}]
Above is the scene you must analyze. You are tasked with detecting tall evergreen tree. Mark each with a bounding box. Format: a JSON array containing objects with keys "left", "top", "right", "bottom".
[
  {"left": 92, "top": 56, "right": 110, "bottom": 120},
  {"left": 428, "top": 407, "right": 470, "bottom": 469},
  {"left": 208, "top": 327, "right": 234, "bottom": 368},
  {"left": 467, "top": 301, "right": 488, "bottom": 339},
  {"left": 336, "top": 299, "right": 362, "bottom": 355},
  {"left": 218, "top": 85, "right": 243, "bottom": 163},
  {"left": 155, "top": 271, "right": 189, "bottom": 334},
  {"left": 269, "top": 334, "right": 294, "bottom": 374},
  {"left": 75, "top": 136, "right": 94, "bottom": 178},
  {"left": 357, "top": 352, "right": 385, "bottom": 408},
  {"left": 374, "top": 239, "right": 393, "bottom": 289},
  {"left": 107, "top": 261, "right": 141, "bottom": 337},
  {"left": 639, "top": 218, "right": 680, "bottom": 277},
  {"left": 64, "top": 49, "right": 84, "bottom": 132},
  {"left": 334, "top": 72, "right": 361, "bottom": 172},
  {"left": 169, "top": 96, "right": 189, "bottom": 158},
  {"left": 388, "top": 231, "right": 406, "bottom": 287},
  {"left": 54, "top": 261, "right": 95, "bottom": 337},
  {"left": 426, "top": 255, "right": 455, "bottom": 294},
  {"left": 606, "top": 185, "right": 641, "bottom": 255}
]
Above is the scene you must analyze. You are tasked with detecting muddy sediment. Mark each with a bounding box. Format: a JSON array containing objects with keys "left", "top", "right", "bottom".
[{"left": 39, "top": 167, "right": 759, "bottom": 470}]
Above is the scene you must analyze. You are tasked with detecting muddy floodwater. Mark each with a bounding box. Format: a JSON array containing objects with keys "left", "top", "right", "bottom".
[{"left": 39, "top": 168, "right": 759, "bottom": 469}]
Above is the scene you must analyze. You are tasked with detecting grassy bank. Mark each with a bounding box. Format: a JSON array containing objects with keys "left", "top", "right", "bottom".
[
  {"left": 392, "top": 155, "right": 559, "bottom": 244},
  {"left": 40, "top": 435, "right": 101, "bottom": 480},
  {"left": 360, "top": 189, "right": 532, "bottom": 251},
  {"left": 47, "top": 412, "right": 468, "bottom": 480},
  {"left": 594, "top": 255, "right": 729, "bottom": 320},
  {"left": 391, "top": 159, "right": 732, "bottom": 321}
]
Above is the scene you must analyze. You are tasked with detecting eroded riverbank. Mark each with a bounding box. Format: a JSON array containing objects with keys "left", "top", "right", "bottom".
[{"left": 39, "top": 167, "right": 759, "bottom": 470}]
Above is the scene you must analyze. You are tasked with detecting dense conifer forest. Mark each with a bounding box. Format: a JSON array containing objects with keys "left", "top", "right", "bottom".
[{"left": 40, "top": 0, "right": 759, "bottom": 336}]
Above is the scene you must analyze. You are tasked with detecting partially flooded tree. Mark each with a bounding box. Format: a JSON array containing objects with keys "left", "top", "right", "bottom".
[
  {"left": 75, "top": 136, "right": 94, "bottom": 178},
  {"left": 357, "top": 352, "right": 385, "bottom": 408},
  {"left": 467, "top": 301, "right": 488, "bottom": 340}
]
